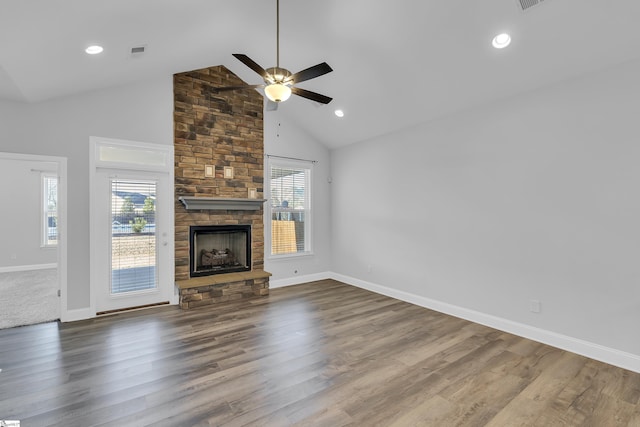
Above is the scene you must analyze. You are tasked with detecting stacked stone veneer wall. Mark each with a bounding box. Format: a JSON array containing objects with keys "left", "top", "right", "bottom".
[
  {"left": 174, "top": 65, "right": 267, "bottom": 306},
  {"left": 177, "top": 271, "right": 270, "bottom": 309}
]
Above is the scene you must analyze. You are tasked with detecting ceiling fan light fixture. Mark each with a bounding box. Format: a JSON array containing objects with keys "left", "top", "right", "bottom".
[{"left": 265, "top": 83, "right": 292, "bottom": 103}]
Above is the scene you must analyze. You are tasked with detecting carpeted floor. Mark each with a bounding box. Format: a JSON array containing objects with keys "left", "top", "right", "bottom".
[{"left": 0, "top": 268, "right": 58, "bottom": 329}]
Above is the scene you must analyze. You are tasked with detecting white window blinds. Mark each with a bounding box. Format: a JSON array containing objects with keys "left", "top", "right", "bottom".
[
  {"left": 270, "top": 163, "right": 311, "bottom": 256},
  {"left": 110, "top": 179, "right": 157, "bottom": 294},
  {"left": 42, "top": 173, "right": 58, "bottom": 247}
]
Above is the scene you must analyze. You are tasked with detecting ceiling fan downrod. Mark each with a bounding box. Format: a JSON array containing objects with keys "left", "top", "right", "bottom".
[{"left": 276, "top": 0, "right": 280, "bottom": 68}]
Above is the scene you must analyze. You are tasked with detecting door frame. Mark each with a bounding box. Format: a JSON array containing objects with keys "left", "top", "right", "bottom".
[
  {"left": 89, "top": 137, "right": 176, "bottom": 316},
  {"left": 0, "top": 151, "right": 68, "bottom": 321}
]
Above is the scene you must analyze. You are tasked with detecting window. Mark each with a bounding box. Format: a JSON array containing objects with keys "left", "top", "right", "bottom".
[
  {"left": 269, "top": 161, "right": 312, "bottom": 256},
  {"left": 110, "top": 179, "right": 157, "bottom": 293},
  {"left": 42, "top": 173, "right": 58, "bottom": 247}
]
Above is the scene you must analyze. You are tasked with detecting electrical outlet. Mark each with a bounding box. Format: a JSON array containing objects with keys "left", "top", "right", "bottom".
[
  {"left": 10, "top": 254, "right": 17, "bottom": 260},
  {"left": 367, "top": 264, "right": 372, "bottom": 273},
  {"left": 530, "top": 299, "right": 541, "bottom": 313}
]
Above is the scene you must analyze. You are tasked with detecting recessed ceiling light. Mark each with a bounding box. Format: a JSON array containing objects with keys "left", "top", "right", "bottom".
[
  {"left": 492, "top": 33, "right": 511, "bottom": 49},
  {"left": 334, "top": 109, "right": 345, "bottom": 118},
  {"left": 85, "top": 45, "right": 104, "bottom": 55}
]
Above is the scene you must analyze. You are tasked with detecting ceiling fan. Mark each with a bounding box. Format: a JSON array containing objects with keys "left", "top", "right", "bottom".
[{"left": 213, "top": 0, "right": 333, "bottom": 110}]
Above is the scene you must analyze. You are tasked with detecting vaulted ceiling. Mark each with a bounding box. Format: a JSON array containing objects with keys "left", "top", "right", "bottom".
[{"left": 2, "top": 0, "right": 640, "bottom": 148}]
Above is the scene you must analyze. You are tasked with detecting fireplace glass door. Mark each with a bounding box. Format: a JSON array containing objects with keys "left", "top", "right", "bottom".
[{"left": 190, "top": 225, "right": 251, "bottom": 277}]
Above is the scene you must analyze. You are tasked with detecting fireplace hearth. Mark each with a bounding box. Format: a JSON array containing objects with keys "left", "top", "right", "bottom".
[{"left": 189, "top": 225, "right": 251, "bottom": 277}]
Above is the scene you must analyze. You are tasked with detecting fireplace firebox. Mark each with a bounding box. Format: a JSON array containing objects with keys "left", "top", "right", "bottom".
[{"left": 189, "top": 225, "right": 251, "bottom": 277}]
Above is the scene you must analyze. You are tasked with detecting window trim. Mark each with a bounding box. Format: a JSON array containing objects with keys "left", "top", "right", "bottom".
[{"left": 266, "top": 158, "right": 314, "bottom": 259}]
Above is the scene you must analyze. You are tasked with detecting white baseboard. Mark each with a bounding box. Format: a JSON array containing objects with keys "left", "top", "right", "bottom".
[
  {"left": 330, "top": 272, "right": 640, "bottom": 374},
  {"left": 60, "top": 307, "right": 94, "bottom": 323},
  {"left": 0, "top": 263, "right": 57, "bottom": 273},
  {"left": 269, "top": 271, "right": 333, "bottom": 289}
]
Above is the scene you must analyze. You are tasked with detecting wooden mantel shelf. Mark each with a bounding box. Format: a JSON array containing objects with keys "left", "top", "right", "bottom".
[{"left": 178, "top": 196, "right": 267, "bottom": 211}]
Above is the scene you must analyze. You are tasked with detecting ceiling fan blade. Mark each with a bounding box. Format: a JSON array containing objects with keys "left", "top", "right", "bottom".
[
  {"left": 232, "top": 54, "right": 270, "bottom": 80},
  {"left": 290, "top": 62, "right": 333, "bottom": 84},
  {"left": 212, "top": 84, "right": 264, "bottom": 93},
  {"left": 291, "top": 87, "right": 333, "bottom": 104}
]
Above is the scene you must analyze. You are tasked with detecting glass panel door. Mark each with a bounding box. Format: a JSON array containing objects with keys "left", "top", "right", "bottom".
[{"left": 91, "top": 137, "right": 174, "bottom": 315}]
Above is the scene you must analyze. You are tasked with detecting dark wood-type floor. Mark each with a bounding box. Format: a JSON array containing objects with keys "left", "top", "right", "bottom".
[{"left": 2, "top": 280, "right": 640, "bottom": 426}]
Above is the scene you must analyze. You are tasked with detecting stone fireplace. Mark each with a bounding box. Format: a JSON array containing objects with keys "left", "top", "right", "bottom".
[{"left": 173, "top": 65, "right": 271, "bottom": 309}]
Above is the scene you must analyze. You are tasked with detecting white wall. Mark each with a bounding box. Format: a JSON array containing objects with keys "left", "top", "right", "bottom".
[
  {"left": 0, "top": 99, "right": 28, "bottom": 138},
  {"left": 331, "top": 57, "right": 640, "bottom": 358},
  {"left": 0, "top": 158, "right": 57, "bottom": 268},
  {"left": 264, "top": 109, "right": 332, "bottom": 284},
  {"left": 0, "top": 76, "right": 173, "bottom": 310}
]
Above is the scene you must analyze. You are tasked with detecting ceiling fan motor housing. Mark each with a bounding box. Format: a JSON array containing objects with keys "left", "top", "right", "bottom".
[{"left": 265, "top": 67, "right": 293, "bottom": 85}]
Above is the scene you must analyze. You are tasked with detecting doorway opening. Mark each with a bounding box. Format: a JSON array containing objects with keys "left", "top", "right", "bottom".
[{"left": 0, "top": 152, "right": 67, "bottom": 328}]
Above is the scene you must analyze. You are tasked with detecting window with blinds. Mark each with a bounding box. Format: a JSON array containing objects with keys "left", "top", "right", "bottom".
[
  {"left": 270, "top": 162, "right": 311, "bottom": 256},
  {"left": 110, "top": 179, "right": 157, "bottom": 294}
]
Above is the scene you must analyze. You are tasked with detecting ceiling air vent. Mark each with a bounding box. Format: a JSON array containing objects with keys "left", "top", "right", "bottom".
[
  {"left": 517, "top": 0, "right": 547, "bottom": 12},
  {"left": 130, "top": 45, "right": 146, "bottom": 57}
]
